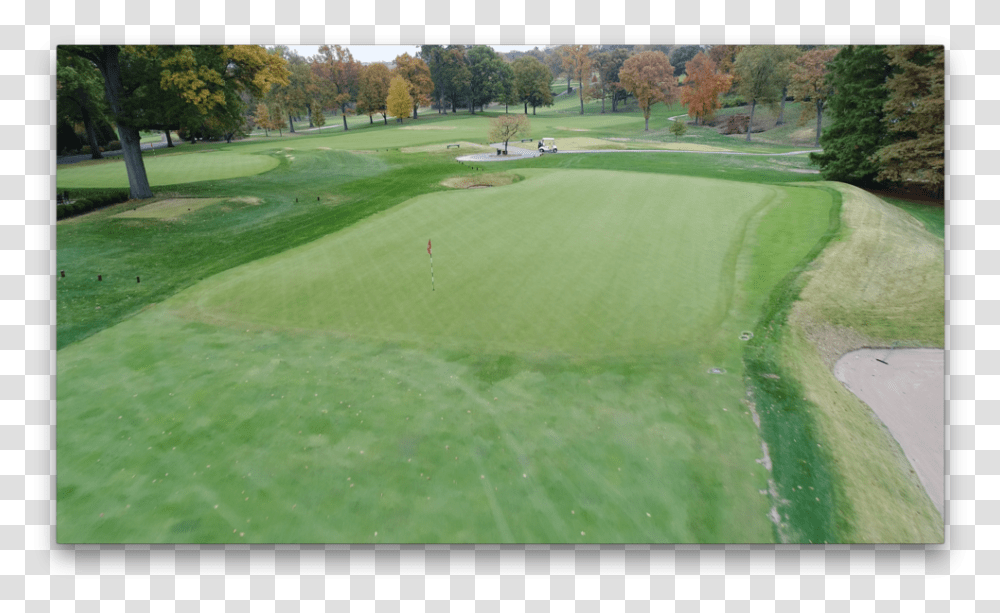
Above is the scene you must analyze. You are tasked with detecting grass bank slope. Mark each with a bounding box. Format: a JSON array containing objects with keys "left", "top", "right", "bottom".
[{"left": 783, "top": 183, "right": 943, "bottom": 542}]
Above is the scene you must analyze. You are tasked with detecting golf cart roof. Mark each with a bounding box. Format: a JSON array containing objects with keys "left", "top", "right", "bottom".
[{"left": 542, "top": 137, "right": 555, "bottom": 142}]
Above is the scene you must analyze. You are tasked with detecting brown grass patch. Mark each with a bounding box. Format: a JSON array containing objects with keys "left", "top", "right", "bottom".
[
  {"left": 440, "top": 172, "right": 520, "bottom": 189},
  {"left": 228, "top": 196, "right": 262, "bottom": 206},
  {"left": 111, "top": 198, "right": 222, "bottom": 220}
]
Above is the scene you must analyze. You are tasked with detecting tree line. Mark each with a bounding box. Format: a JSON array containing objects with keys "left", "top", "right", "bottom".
[{"left": 59, "top": 44, "right": 942, "bottom": 201}]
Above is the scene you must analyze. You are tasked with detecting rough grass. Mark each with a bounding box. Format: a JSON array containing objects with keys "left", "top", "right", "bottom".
[
  {"left": 58, "top": 151, "right": 281, "bottom": 189},
  {"left": 783, "top": 183, "right": 944, "bottom": 542}
]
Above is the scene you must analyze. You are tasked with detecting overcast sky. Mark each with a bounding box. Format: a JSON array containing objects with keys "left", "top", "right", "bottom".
[{"left": 285, "top": 45, "right": 546, "bottom": 64}]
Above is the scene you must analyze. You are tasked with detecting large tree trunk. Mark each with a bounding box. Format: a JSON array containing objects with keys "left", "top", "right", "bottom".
[
  {"left": 165, "top": 129, "right": 173, "bottom": 148},
  {"left": 306, "top": 104, "right": 314, "bottom": 128},
  {"left": 746, "top": 100, "right": 756, "bottom": 142},
  {"left": 342, "top": 108, "right": 349, "bottom": 131},
  {"left": 78, "top": 102, "right": 102, "bottom": 159},
  {"left": 815, "top": 101, "right": 823, "bottom": 147},
  {"left": 579, "top": 88, "right": 584, "bottom": 114},
  {"left": 524, "top": 102, "right": 528, "bottom": 114},
  {"left": 776, "top": 86, "right": 788, "bottom": 125},
  {"left": 288, "top": 112, "right": 295, "bottom": 133},
  {"left": 92, "top": 45, "right": 152, "bottom": 199},
  {"left": 644, "top": 112, "right": 650, "bottom": 132},
  {"left": 413, "top": 102, "right": 419, "bottom": 119},
  {"left": 382, "top": 113, "right": 387, "bottom": 125}
]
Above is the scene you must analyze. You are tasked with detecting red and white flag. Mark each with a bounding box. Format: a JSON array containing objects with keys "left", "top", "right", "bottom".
[{"left": 427, "top": 239, "right": 432, "bottom": 255}]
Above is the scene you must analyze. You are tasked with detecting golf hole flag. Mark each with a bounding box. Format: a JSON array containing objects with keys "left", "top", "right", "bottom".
[{"left": 428, "top": 239, "right": 434, "bottom": 291}]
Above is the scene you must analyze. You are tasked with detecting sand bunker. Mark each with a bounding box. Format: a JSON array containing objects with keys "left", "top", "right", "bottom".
[
  {"left": 833, "top": 348, "right": 944, "bottom": 516},
  {"left": 440, "top": 172, "right": 519, "bottom": 189}
]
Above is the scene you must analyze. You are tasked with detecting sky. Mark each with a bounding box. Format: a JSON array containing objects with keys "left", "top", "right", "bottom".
[{"left": 286, "top": 45, "right": 546, "bottom": 64}]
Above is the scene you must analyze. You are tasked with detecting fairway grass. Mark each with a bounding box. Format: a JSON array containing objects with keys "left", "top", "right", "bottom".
[
  {"left": 57, "top": 170, "right": 836, "bottom": 543},
  {"left": 57, "top": 151, "right": 280, "bottom": 189}
]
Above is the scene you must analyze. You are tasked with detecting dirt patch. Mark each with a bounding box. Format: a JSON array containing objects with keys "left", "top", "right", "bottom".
[
  {"left": 111, "top": 198, "right": 222, "bottom": 220},
  {"left": 440, "top": 172, "right": 520, "bottom": 189},
  {"left": 399, "top": 125, "right": 457, "bottom": 130},
  {"left": 555, "top": 127, "right": 590, "bottom": 132},
  {"left": 833, "top": 348, "right": 944, "bottom": 516},
  {"left": 228, "top": 196, "right": 262, "bottom": 205},
  {"left": 315, "top": 147, "right": 331, "bottom": 150}
]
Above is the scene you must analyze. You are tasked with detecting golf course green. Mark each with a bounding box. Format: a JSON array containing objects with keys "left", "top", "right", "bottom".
[{"left": 56, "top": 99, "right": 944, "bottom": 544}]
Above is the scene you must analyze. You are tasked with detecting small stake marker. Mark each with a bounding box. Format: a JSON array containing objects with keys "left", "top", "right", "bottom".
[
  {"left": 60, "top": 271, "right": 65, "bottom": 278},
  {"left": 98, "top": 275, "right": 102, "bottom": 281},
  {"left": 137, "top": 276, "right": 140, "bottom": 283}
]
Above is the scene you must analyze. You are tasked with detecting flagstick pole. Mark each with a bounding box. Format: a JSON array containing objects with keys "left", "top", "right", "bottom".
[{"left": 428, "top": 240, "right": 434, "bottom": 291}]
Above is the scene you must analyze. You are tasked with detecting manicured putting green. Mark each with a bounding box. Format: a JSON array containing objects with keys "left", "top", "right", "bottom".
[
  {"left": 181, "top": 169, "right": 784, "bottom": 356},
  {"left": 56, "top": 151, "right": 280, "bottom": 188}
]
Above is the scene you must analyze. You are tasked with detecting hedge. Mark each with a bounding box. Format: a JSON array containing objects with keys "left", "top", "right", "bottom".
[{"left": 56, "top": 188, "right": 131, "bottom": 220}]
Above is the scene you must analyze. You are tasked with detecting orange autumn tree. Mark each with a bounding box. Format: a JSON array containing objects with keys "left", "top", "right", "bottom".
[
  {"left": 789, "top": 47, "right": 839, "bottom": 147},
  {"left": 680, "top": 52, "right": 732, "bottom": 125},
  {"left": 558, "top": 45, "right": 594, "bottom": 114},
  {"left": 619, "top": 51, "right": 679, "bottom": 131}
]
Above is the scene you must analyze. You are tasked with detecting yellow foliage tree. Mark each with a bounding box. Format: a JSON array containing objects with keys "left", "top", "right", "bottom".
[{"left": 386, "top": 76, "right": 413, "bottom": 122}]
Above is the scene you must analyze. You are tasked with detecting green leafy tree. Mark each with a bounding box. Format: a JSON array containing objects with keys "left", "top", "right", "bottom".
[
  {"left": 618, "top": 51, "right": 679, "bottom": 131},
  {"left": 669, "top": 119, "right": 687, "bottom": 140},
  {"left": 875, "top": 45, "right": 945, "bottom": 197},
  {"left": 810, "top": 45, "right": 895, "bottom": 186},
  {"left": 57, "top": 49, "right": 109, "bottom": 158},
  {"left": 592, "top": 47, "right": 632, "bottom": 112},
  {"left": 732, "top": 46, "right": 784, "bottom": 141},
  {"left": 466, "top": 46, "right": 508, "bottom": 113},
  {"left": 670, "top": 45, "right": 704, "bottom": 77},
  {"left": 512, "top": 55, "right": 553, "bottom": 115}
]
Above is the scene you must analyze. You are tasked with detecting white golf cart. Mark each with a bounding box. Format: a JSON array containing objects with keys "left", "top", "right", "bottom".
[{"left": 537, "top": 137, "right": 558, "bottom": 153}]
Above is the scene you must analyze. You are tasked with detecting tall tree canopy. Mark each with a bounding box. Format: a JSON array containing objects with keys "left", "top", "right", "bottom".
[
  {"left": 618, "top": 51, "right": 678, "bottom": 131},
  {"left": 679, "top": 51, "right": 731, "bottom": 125},
  {"left": 591, "top": 47, "right": 632, "bottom": 112},
  {"left": 356, "top": 63, "right": 392, "bottom": 124},
  {"left": 875, "top": 45, "right": 945, "bottom": 197},
  {"left": 788, "top": 47, "right": 839, "bottom": 146},
  {"left": 466, "top": 45, "right": 508, "bottom": 113},
  {"left": 559, "top": 45, "right": 594, "bottom": 114},
  {"left": 512, "top": 55, "right": 554, "bottom": 115},
  {"left": 57, "top": 49, "right": 110, "bottom": 158},
  {"left": 62, "top": 45, "right": 289, "bottom": 198},
  {"left": 314, "top": 45, "right": 361, "bottom": 130},
  {"left": 732, "top": 46, "right": 784, "bottom": 141},
  {"left": 393, "top": 53, "right": 433, "bottom": 118},
  {"left": 810, "top": 45, "right": 895, "bottom": 186}
]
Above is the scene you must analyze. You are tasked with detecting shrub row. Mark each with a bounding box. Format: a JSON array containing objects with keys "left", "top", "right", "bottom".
[{"left": 56, "top": 188, "right": 131, "bottom": 220}]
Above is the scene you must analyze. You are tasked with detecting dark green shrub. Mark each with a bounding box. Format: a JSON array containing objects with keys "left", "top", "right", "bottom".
[{"left": 56, "top": 188, "right": 131, "bottom": 220}]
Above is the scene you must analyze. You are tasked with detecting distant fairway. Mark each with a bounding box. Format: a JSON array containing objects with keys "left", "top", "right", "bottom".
[
  {"left": 58, "top": 167, "right": 835, "bottom": 543},
  {"left": 57, "top": 151, "right": 280, "bottom": 188}
]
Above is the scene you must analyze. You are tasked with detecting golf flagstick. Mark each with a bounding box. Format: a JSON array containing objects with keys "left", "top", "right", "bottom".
[{"left": 428, "top": 239, "right": 434, "bottom": 291}]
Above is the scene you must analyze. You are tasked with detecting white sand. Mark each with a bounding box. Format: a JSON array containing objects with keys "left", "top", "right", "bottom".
[{"left": 833, "top": 348, "right": 944, "bottom": 516}]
